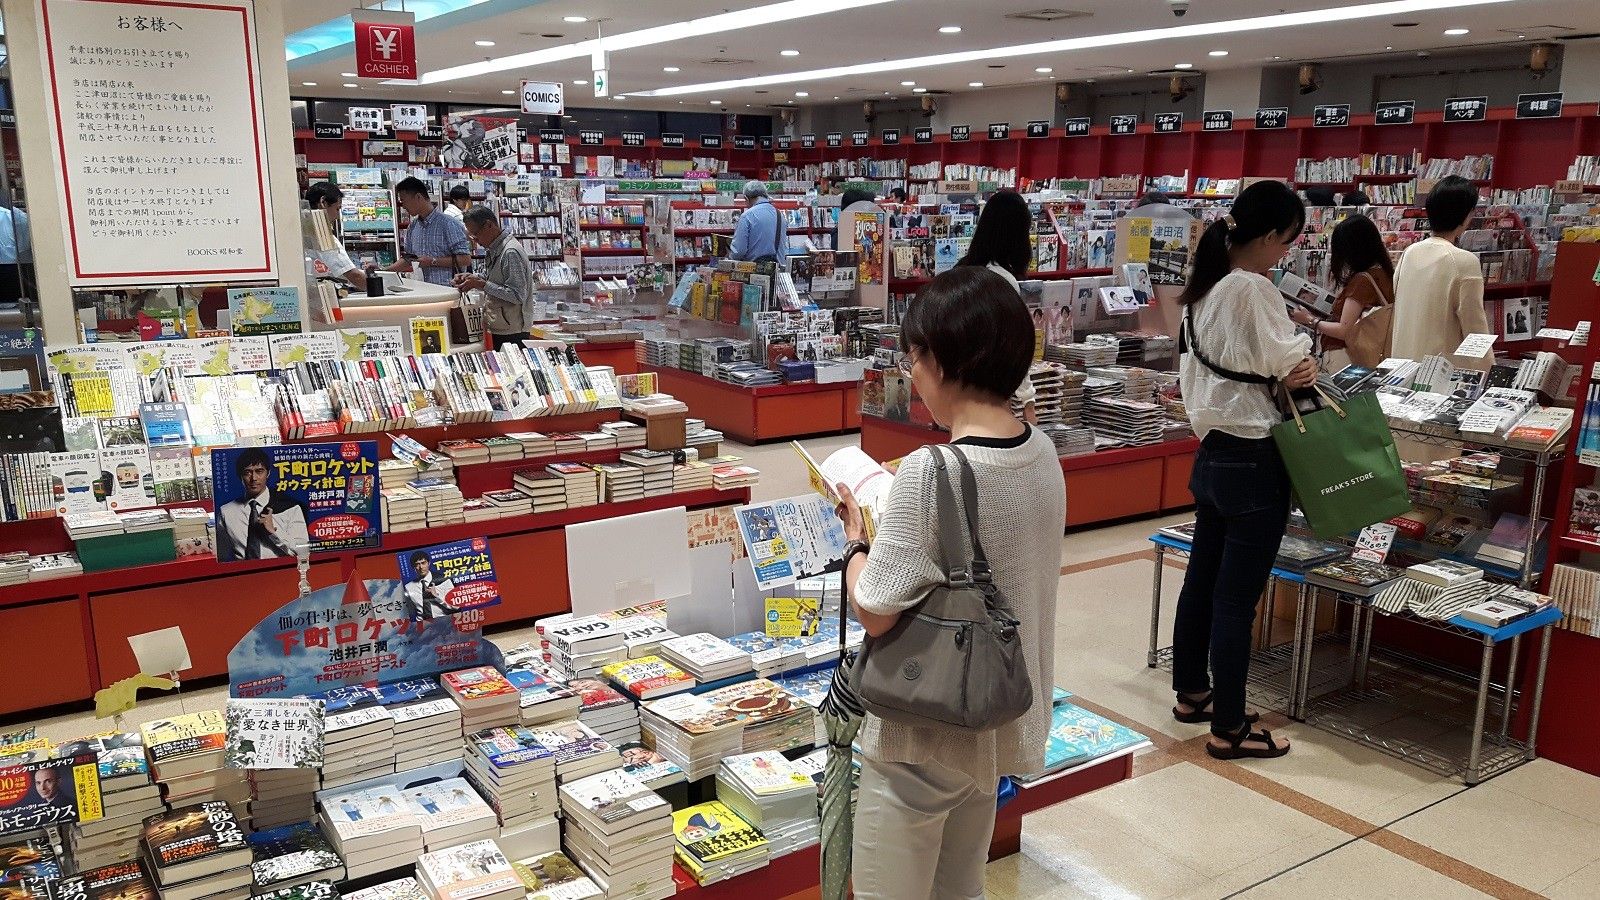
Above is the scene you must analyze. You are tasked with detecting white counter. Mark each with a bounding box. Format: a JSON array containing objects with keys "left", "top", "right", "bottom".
[{"left": 328, "top": 276, "right": 461, "bottom": 329}]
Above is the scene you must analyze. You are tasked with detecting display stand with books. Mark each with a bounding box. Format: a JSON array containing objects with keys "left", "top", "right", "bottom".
[
  {"left": 637, "top": 365, "right": 861, "bottom": 444},
  {"left": 859, "top": 413, "right": 1199, "bottom": 528}
]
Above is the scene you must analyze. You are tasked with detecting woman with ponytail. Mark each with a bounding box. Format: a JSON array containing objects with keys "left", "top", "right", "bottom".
[{"left": 1171, "top": 181, "right": 1318, "bottom": 760}]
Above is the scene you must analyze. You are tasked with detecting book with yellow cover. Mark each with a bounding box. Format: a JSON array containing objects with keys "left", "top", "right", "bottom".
[
  {"left": 599, "top": 656, "right": 695, "bottom": 701},
  {"left": 408, "top": 316, "right": 449, "bottom": 356},
  {"left": 671, "top": 801, "right": 768, "bottom": 884}
]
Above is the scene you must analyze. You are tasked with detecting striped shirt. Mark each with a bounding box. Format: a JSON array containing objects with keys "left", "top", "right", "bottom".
[{"left": 403, "top": 207, "right": 471, "bottom": 285}]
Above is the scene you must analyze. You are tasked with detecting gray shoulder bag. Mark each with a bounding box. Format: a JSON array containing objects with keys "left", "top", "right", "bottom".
[{"left": 849, "top": 444, "right": 1034, "bottom": 730}]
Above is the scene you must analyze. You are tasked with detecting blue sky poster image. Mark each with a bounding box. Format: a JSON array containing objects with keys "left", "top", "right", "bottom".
[{"left": 212, "top": 441, "right": 381, "bottom": 562}]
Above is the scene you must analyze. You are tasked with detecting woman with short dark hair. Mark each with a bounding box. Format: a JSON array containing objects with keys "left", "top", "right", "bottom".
[
  {"left": 835, "top": 266, "right": 1062, "bottom": 898},
  {"left": 955, "top": 190, "right": 1039, "bottom": 423}
]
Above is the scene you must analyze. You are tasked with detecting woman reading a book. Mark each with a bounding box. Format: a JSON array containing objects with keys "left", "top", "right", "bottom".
[
  {"left": 834, "top": 267, "right": 1063, "bottom": 899},
  {"left": 955, "top": 189, "right": 1039, "bottom": 424},
  {"left": 1173, "top": 181, "right": 1318, "bottom": 759},
  {"left": 1288, "top": 213, "right": 1395, "bottom": 369}
]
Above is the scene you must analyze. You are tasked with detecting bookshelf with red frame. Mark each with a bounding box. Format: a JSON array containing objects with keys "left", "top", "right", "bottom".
[{"left": 1525, "top": 240, "right": 1600, "bottom": 777}]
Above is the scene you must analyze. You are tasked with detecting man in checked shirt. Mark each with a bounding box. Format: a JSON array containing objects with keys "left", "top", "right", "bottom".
[{"left": 390, "top": 176, "right": 470, "bottom": 286}]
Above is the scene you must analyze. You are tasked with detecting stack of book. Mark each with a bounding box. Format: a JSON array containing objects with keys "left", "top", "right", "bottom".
[
  {"left": 479, "top": 489, "right": 533, "bottom": 517},
  {"left": 712, "top": 679, "right": 815, "bottom": 755},
  {"left": 319, "top": 785, "right": 424, "bottom": 879},
  {"left": 715, "top": 751, "right": 821, "bottom": 857},
  {"left": 482, "top": 437, "right": 526, "bottom": 462},
  {"left": 503, "top": 664, "right": 582, "bottom": 726},
  {"left": 0, "top": 550, "right": 29, "bottom": 586},
  {"left": 614, "top": 617, "right": 678, "bottom": 659},
  {"left": 551, "top": 433, "right": 586, "bottom": 455},
  {"left": 1304, "top": 559, "right": 1404, "bottom": 597},
  {"left": 390, "top": 696, "right": 465, "bottom": 771},
  {"left": 170, "top": 507, "right": 213, "bottom": 558},
  {"left": 412, "top": 480, "right": 466, "bottom": 527},
  {"left": 600, "top": 422, "right": 647, "bottom": 449},
  {"left": 615, "top": 742, "right": 687, "bottom": 791},
  {"left": 571, "top": 679, "right": 642, "bottom": 747},
  {"left": 383, "top": 488, "right": 428, "bottom": 534},
  {"left": 246, "top": 822, "right": 346, "bottom": 895},
  {"left": 321, "top": 706, "right": 396, "bottom": 791},
  {"left": 1038, "top": 423, "right": 1096, "bottom": 458},
  {"left": 460, "top": 498, "right": 499, "bottom": 524},
  {"left": 405, "top": 778, "right": 500, "bottom": 851},
  {"left": 463, "top": 727, "right": 559, "bottom": 847},
  {"left": 593, "top": 464, "right": 644, "bottom": 503},
  {"left": 672, "top": 461, "right": 713, "bottom": 493},
  {"left": 1083, "top": 397, "right": 1164, "bottom": 447},
  {"left": 344, "top": 876, "right": 428, "bottom": 900},
  {"left": 63, "top": 510, "right": 127, "bottom": 541},
  {"left": 28, "top": 551, "right": 83, "bottom": 580},
  {"left": 723, "top": 632, "right": 805, "bottom": 678},
  {"left": 1273, "top": 535, "right": 1349, "bottom": 573},
  {"left": 511, "top": 470, "right": 568, "bottom": 513},
  {"left": 710, "top": 463, "right": 761, "bottom": 491},
  {"left": 1016, "top": 694, "right": 1149, "bottom": 784},
  {"left": 58, "top": 731, "right": 162, "bottom": 870},
  {"left": 510, "top": 852, "right": 602, "bottom": 900},
  {"left": 140, "top": 801, "right": 253, "bottom": 900},
  {"left": 541, "top": 617, "right": 628, "bottom": 680},
  {"left": 546, "top": 463, "right": 598, "bottom": 508},
  {"left": 658, "top": 634, "right": 753, "bottom": 682},
  {"left": 620, "top": 450, "right": 675, "bottom": 498},
  {"left": 600, "top": 656, "right": 696, "bottom": 702},
  {"left": 639, "top": 694, "right": 743, "bottom": 782},
  {"left": 415, "top": 840, "right": 522, "bottom": 900},
  {"left": 671, "top": 801, "right": 769, "bottom": 886},
  {"left": 504, "top": 432, "right": 557, "bottom": 457},
  {"left": 142, "top": 712, "right": 250, "bottom": 819},
  {"left": 437, "top": 440, "right": 491, "bottom": 466},
  {"left": 248, "top": 769, "right": 320, "bottom": 832},
  {"left": 558, "top": 770, "right": 674, "bottom": 900},
  {"left": 443, "top": 668, "right": 520, "bottom": 734},
  {"left": 575, "top": 431, "right": 617, "bottom": 452},
  {"left": 525, "top": 721, "right": 622, "bottom": 784}
]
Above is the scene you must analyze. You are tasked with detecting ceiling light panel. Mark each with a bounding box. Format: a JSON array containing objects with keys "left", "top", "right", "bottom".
[{"left": 635, "top": 0, "right": 1514, "bottom": 96}]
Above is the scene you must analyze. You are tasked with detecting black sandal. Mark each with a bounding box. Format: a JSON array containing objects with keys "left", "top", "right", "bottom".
[
  {"left": 1206, "top": 725, "right": 1290, "bottom": 759},
  {"left": 1173, "top": 692, "right": 1260, "bottom": 725}
]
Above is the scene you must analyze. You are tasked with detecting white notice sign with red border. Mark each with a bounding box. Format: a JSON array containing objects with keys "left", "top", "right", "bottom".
[{"left": 37, "top": 0, "right": 276, "bottom": 285}]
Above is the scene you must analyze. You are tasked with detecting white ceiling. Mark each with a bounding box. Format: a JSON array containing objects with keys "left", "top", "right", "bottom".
[{"left": 284, "top": 0, "right": 1599, "bottom": 112}]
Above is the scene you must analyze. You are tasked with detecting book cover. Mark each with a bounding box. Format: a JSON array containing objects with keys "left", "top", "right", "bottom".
[
  {"left": 141, "top": 710, "right": 226, "bottom": 764},
  {"left": 53, "top": 731, "right": 148, "bottom": 783},
  {"left": 0, "top": 753, "right": 101, "bottom": 833},
  {"left": 408, "top": 317, "right": 449, "bottom": 357},
  {"left": 397, "top": 540, "right": 501, "bottom": 619},
  {"left": 374, "top": 678, "right": 443, "bottom": 706},
  {"left": 511, "top": 853, "right": 601, "bottom": 900},
  {"left": 672, "top": 802, "right": 766, "bottom": 868},
  {"left": 141, "top": 802, "right": 247, "bottom": 870},
  {"left": 344, "top": 878, "right": 427, "bottom": 900},
  {"left": 321, "top": 787, "right": 415, "bottom": 839},
  {"left": 504, "top": 669, "right": 577, "bottom": 711},
  {"left": 467, "top": 726, "right": 554, "bottom": 769},
  {"left": 50, "top": 450, "right": 105, "bottom": 516},
  {"left": 616, "top": 742, "right": 683, "bottom": 787},
  {"left": 228, "top": 288, "right": 302, "bottom": 337},
  {"left": 100, "top": 445, "right": 155, "bottom": 511},
  {"left": 247, "top": 823, "right": 342, "bottom": 889},
  {"left": 416, "top": 841, "right": 517, "bottom": 900},
  {"left": 223, "top": 699, "right": 325, "bottom": 769},
  {"left": 660, "top": 633, "right": 747, "bottom": 668},
  {"left": 526, "top": 722, "right": 612, "bottom": 764},
  {"left": 1031, "top": 701, "right": 1147, "bottom": 776},
  {"left": 442, "top": 667, "right": 517, "bottom": 702},
  {"left": 599, "top": 657, "right": 694, "bottom": 699},
  {"left": 56, "top": 862, "right": 156, "bottom": 900},
  {"left": 720, "top": 751, "right": 812, "bottom": 796},
  {"left": 558, "top": 769, "right": 667, "bottom": 826},
  {"left": 257, "top": 882, "right": 339, "bottom": 900},
  {"left": 403, "top": 779, "right": 494, "bottom": 831}
]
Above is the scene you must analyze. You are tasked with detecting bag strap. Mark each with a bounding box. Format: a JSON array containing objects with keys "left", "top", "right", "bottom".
[
  {"left": 1356, "top": 270, "right": 1390, "bottom": 307},
  {"left": 929, "top": 445, "right": 990, "bottom": 585},
  {"left": 1181, "top": 303, "right": 1277, "bottom": 387}
]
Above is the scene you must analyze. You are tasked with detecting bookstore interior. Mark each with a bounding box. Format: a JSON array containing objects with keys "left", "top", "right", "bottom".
[{"left": 7, "top": 0, "right": 1600, "bottom": 897}]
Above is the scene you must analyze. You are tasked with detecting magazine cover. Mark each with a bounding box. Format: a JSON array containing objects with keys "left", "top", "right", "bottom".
[
  {"left": 734, "top": 495, "right": 848, "bottom": 591},
  {"left": 211, "top": 441, "right": 380, "bottom": 562},
  {"left": 223, "top": 699, "right": 325, "bottom": 769},
  {"left": 227, "top": 288, "right": 302, "bottom": 337},
  {"left": 854, "top": 212, "right": 884, "bottom": 285},
  {"left": 396, "top": 538, "right": 501, "bottom": 619}
]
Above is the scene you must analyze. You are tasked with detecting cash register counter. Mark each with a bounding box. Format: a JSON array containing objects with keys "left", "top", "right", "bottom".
[{"left": 332, "top": 276, "right": 461, "bottom": 329}]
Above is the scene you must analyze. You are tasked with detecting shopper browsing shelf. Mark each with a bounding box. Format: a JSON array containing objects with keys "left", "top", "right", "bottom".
[
  {"left": 454, "top": 206, "right": 533, "bottom": 349},
  {"left": 728, "top": 180, "right": 788, "bottom": 265},
  {"left": 1290, "top": 214, "right": 1394, "bottom": 368},
  {"left": 955, "top": 189, "right": 1040, "bottom": 424},
  {"left": 834, "top": 266, "right": 1061, "bottom": 900},
  {"left": 1390, "top": 175, "right": 1491, "bottom": 362},
  {"left": 444, "top": 184, "right": 471, "bottom": 222},
  {"left": 303, "top": 182, "right": 367, "bottom": 291},
  {"left": 389, "top": 176, "right": 471, "bottom": 286},
  {"left": 1174, "top": 180, "right": 1317, "bottom": 760}
]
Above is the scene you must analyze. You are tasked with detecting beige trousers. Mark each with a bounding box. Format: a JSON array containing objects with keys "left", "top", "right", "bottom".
[{"left": 851, "top": 755, "right": 997, "bottom": 900}]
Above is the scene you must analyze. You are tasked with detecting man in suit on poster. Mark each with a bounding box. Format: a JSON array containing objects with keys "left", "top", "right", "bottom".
[{"left": 216, "top": 448, "right": 309, "bottom": 562}]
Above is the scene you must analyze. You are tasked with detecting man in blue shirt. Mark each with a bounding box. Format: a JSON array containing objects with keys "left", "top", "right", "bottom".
[
  {"left": 729, "top": 180, "right": 787, "bottom": 265},
  {"left": 389, "top": 177, "right": 470, "bottom": 286},
  {"left": 0, "top": 203, "right": 32, "bottom": 310}
]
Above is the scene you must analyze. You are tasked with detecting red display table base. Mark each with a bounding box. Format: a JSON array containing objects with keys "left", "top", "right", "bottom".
[
  {"left": 858, "top": 415, "right": 1199, "bottom": 528},
  {"left": 575, "top": 341, "right": 640, "bottom": 375},
  {"left": 642, "top": 366, "right": 860, "bottom": 444}
]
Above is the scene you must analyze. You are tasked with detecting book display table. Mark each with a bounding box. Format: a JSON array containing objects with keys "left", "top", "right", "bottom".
[
  {"left": 574, "top": 340, "right": 641, "bottom": 375},
  {"left": 641, "top": 365, "right": 861, "bottom": 444},
  {"left": 860, "top": 414, "right": 1199, "bottom": 528},
  {"left": 1148, "top": 532, "right": 1559, "bottom": 785}
]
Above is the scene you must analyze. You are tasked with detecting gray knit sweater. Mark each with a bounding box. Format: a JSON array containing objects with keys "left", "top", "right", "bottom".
[{"left": 853, "top": 427, "right": 1064, "bottom": 784}]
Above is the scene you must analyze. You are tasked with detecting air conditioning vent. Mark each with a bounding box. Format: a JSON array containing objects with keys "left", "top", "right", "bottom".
[
  {"left": 1005, "top": 8, "right": 1091, "bottom": 23},
  {"left": 1496, "top": 25, "right": 1574, "bottom": 38},
  {"left": 695, "top": 57, "right": 756, "bottom": 66},
  {"left": 1147, "top": 68, "right": 1198, "bottom": 76}
]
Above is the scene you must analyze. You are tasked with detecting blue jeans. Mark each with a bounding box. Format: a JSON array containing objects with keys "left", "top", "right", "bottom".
[{"left": 1172, "top": 431, "right": 1292, "bottom": 736}]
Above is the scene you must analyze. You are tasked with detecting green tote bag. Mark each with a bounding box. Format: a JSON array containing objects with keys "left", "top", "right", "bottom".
[{"left": 1271, "top": 386, "right": 1411, "bottom": 539}]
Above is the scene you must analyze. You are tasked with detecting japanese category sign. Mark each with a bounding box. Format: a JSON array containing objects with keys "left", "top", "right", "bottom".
[
  {"left": 1375, "top": 100, "right": 1415, "bottom": 125},
  {"left": 389, "top": 103, "right": 428, "bottom": 131},
  {"left": 353, "top": 8, "right": 417, "bottom": 80},
  {"left": 210, "top": 442, "right": 381, "bottom": 563},
  {"left": 227, "top": 577, "right": 505, "bottom": 700},
  {"left": 397, "top": 538, "right": 503, "bottom": 619},
  {"left": 37, "top": 0, "right": 276, "bottom": 285},
  {"left": 0, "top": 754, "right": 102, "bottom": 836}
]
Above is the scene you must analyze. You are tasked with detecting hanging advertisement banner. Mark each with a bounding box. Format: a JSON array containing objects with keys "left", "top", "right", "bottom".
[
  {"left": 352, "top": 7, "right": 417, "bottom": 81},
  {"left": 521, "top": 81, "right": 566, "bottom": 115},
  {"left": 390, "top": 104, "right": 428, "bottom": 131},
  {"left": 36, "top": 0, "right": 276, "bottom": 285}
]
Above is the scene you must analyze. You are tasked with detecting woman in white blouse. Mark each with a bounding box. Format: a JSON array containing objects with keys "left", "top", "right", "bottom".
[{"left": 1173, "top": 181, "right": 1318, "bottom": 760}]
